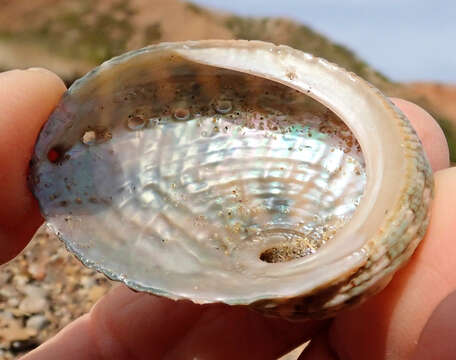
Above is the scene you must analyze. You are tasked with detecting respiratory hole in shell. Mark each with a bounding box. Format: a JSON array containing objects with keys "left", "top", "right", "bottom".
[
  {"left": 46, "top": 145, "right": 67, "bottom": 164},
  {"left": 258, "top": 229, "right": 335, "bottom": 263}
]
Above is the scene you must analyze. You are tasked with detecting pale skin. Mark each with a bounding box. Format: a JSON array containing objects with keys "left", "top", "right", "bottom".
[{"left": 0, "top": 68, "right": 454, "bottom": 360}]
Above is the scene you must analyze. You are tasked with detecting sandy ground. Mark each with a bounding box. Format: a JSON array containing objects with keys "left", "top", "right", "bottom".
[{"left": 0, "top": 227, "right": 113, "bottom": 358}]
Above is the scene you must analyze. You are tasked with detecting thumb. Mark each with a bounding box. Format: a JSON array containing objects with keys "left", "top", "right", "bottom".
[{"left": 0, "top": 68, "right": 66, "bottom": 263}]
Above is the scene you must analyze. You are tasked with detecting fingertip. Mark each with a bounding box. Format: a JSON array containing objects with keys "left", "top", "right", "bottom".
[
  {"left": 391, "top": 98, "right": 450, "bottom": 171},
  {"left": 0, "top": 68, "right": 66, "bottom": 263}
]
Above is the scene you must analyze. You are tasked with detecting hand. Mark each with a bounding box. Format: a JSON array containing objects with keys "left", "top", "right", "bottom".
[{"left": 0, "top": 69, "right": 453, "bottom": 360}]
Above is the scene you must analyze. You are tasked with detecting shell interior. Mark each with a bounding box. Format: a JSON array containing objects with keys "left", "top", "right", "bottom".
[{"left": 31, "top": 46, "right": 369, "bottom": 304}]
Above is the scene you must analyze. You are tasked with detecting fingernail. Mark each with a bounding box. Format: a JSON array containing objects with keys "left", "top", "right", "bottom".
[{"left": 413, "top": 289, "right": 456, "bottom": 359}]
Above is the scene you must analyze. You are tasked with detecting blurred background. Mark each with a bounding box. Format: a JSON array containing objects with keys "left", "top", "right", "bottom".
[
  {"left": 193, "top": 0, "right": 456, "bottom": 83},
  {"left": 0, "top": 0, "right": 454, "bottom": 358}
]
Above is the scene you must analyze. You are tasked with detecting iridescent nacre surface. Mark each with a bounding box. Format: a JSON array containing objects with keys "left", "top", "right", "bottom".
[{"left": 30, "top": 41, "right": 432, "bottom": 319}]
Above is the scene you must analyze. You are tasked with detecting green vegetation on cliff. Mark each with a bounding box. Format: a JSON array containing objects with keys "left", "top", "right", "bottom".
[{"left": 0, "top": 0, "right": 136, "bottom": 63}]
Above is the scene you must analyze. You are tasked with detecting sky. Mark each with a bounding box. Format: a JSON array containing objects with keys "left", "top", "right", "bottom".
[{"left": 191, "top": 0, "right": 456, "bottom": 83}]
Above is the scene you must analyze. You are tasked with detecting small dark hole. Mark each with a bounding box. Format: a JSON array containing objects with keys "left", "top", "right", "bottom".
[
  {"left": 260, "top": 244, "right": 311, "bottom": 263},
  {"left": 47, "top": 147, "right": 60, "bottom": 163},
  {"left": 47, "top": 145, "right": 67, "bottom": 164},
  {"left": 260, "top": 248, "right": 280, "bottom": 263}
]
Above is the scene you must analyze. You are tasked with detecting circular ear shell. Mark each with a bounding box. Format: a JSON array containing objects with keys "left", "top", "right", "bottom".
[{"left": 30, "top": 40, "right": 433, "bottom": 319}]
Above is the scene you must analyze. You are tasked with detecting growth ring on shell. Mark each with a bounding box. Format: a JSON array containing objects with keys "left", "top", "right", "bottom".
[{"left": 30, "top": 40, "right": 433, "bottom": 319}]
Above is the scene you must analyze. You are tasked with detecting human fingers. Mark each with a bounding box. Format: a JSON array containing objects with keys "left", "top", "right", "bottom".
[
  {"left": 0, "top": 69, "right": 66, "bottom": 263},
  {"left": 23, "top": 285, "right": 325, "bottom": 360}
]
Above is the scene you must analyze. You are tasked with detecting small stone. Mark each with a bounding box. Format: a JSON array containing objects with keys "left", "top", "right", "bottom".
[
  {"left": 27, "top": 263, "right": 46, "bottom": 281},
  {"left": 26, "top": 315, "right": 49, "bottom": 331},
  {"left": 81, "top": 130, "right": 97, "bottom": 145},
  {"left": 10, "top": 339, "right": 40, "bottom": 354},
  {"left": 13, "top": 275, "right": 28, "bottom": 287},
  {"left": 0, "top": 285, "right": 19, "bottom": 298},
  {"left": 22, "top": 285, "right": 46, "bottom": 297},
  {"left": 19, "top": 295, "right": 48, "bottom": 314}
]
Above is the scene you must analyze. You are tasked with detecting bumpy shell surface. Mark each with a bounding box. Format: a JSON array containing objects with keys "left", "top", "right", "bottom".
[{"left": 30, "top": 40, "right": 433, "bottom": 319}]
